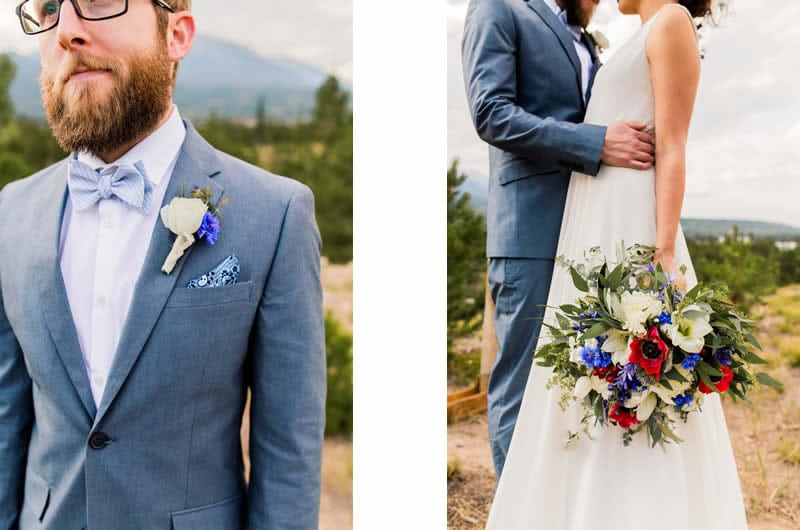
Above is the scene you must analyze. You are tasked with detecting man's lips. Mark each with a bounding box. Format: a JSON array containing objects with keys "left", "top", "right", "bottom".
[{"left": 68, "top": 69, "right": 111, "bottom": 82}]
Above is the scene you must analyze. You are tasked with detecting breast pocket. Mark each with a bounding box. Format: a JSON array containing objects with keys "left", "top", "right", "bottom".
[{"left": 165, "top": 281, "right": 254, "bottom": 309}]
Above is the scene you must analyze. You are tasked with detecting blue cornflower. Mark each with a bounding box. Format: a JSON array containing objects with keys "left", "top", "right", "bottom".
[
  {"left": 658, "top": 311, "right": 672, "bottom": 325},
  {"left": 681, "top": 353, "right": 702, "bottom": 370},
  {"left": 572, "top": 323, "right": 590, "bottom": 332},
  {"left": 197, "top": 212, "right": 221, "bottom": 246},
  {"left": 580, "top": 345, "right": 611, "bottom": 368},
  {"left": 674, "top": 392, "right": 693, "bottom": 410},
  {"left": 714, "top": 347, "right": 733, "bottom": 366}
]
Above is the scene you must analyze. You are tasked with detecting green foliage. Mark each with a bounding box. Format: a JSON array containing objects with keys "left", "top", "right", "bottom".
[
  {"left": 197, "top": 75, "right": 353, "bottom": 263},
  {"left": 687, "top": 227, "right": 779, "bottom": 312},
  {"left": 447, "top": 160, "right": 487, "bottom": 354},
  {"left": 0, "top": 55, "right": 15, "bottom": 126},
  {"left": 0, "top": 55, "right": 67, "bottom": 190},
  {"left": 324, "top": 312, "right": 353, "bottom": 437}
]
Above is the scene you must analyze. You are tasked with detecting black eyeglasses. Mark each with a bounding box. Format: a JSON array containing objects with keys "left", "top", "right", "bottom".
[{"left": 16, "top": 0, "right": 175, "bottom": 35}]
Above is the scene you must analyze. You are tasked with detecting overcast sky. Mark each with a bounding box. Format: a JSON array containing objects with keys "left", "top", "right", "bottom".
[
  {"left": 448, "top": 0, "right": 800, "bottom": 227},
  {"left": 0, "top": 1, "right": 352, "bottom": 81}
]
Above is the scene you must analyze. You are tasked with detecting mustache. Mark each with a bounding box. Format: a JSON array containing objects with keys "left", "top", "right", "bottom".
[{"left": 53, "top": 53, "right": 121, "bottom": 86}]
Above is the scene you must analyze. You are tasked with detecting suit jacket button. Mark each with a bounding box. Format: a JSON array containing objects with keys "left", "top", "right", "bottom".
[{"left": 89, "top": 432, "right": 111, "bottom": 450}]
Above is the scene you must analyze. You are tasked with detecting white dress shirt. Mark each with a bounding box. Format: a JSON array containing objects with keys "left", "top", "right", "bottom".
[
  {"left": 544, "top": 0, "right": 593, "bottom": 101},
  {"left": 59, "top": 105, "right": 186, "bottom": 406}
]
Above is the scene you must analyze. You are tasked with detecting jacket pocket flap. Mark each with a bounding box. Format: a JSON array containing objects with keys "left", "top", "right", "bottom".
[
  {"left": 497, "top": 158, "right": 561, "bottom": 185},
  {"left": 166, "top": 281, "right": 254, "bottom": 308},
  {"left": 24, "top": 468, "right": 51, "bottom": 522},
  {"left": 171, "top": 494, "right": 244, "bottom": 530}
]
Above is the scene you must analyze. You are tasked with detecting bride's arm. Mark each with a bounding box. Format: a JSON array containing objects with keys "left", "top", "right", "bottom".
[{"left": 647, "top": 6, "right": 701, "bottom": 275}]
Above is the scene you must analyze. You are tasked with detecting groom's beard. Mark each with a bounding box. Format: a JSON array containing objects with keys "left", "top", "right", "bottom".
[
  {"left": 563, "top": 0, "right": 593, "bottom": 28},
  {"left": 40, "top": 42, "right": 173, "bottom": 156}
]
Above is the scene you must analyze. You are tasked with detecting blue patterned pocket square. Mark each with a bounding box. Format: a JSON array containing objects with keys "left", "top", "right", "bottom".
[{"left": 186, "top": 255, "right": 239, "bottom": 288}]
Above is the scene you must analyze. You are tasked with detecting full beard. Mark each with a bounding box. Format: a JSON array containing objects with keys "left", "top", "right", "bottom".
[
  {"left": 563, "top": 0, "right": 593, "bottom": 28},
  {"left": 41, "top": 43, "right": 173, "bottom": 157}
]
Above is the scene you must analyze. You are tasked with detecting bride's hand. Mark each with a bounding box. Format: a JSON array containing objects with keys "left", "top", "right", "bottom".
[{"left": 653, "top": 252, "right": 687, "bottom": 291}]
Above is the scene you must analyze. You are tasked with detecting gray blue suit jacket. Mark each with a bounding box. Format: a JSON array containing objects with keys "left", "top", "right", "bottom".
[
  {"left": 462, "top": 0, "right": 607, "bottom": 259},
  {"left": 0, "top": 122, "right": 326, "bottom": 529}
]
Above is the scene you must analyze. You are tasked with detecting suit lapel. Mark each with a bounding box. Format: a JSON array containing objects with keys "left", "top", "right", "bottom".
[
  {"left": 526, "top": 0, "right": 582, "bottom": 92},
  {"left": 35, "top": 160, "right": 98, "bottom": 421},
  {"left": 93, "top": 122, "right": 224, "bottom": 425}
]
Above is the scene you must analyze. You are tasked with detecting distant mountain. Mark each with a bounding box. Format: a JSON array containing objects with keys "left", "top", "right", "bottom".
[
  {"left": 681, "top": 219, "right": 800, "bottom": 240},
  {"left": 7, "top": 35, "right": 332, "bottom": 121},
  {"left": 458, "top": 172, "right": 800, "bottom": 239}
]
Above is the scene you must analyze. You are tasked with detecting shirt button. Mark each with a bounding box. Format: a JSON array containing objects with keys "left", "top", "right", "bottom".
[
  {"left": 104, "top": 219, "right": 114, "bottom": 229},
  {"left": 97, "top": 295, "right": 106, "bottom": 307},
  {"left": 93, "top": 374, "right": 105, "bottom": 387}
]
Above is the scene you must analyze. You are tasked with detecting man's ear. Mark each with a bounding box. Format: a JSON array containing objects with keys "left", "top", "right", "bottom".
[{"left": 166, "top": 11, "right": 195, "bottom": 65}]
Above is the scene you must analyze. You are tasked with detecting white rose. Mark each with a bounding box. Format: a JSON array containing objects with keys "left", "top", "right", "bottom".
[
  {"left": 160, "top": 197, "right": 207, "bottom": 236},
  {"left": 610, "top": 291, "right": 663, "bottom": 336}
]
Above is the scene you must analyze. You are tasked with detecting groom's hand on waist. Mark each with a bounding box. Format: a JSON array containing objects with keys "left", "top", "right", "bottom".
[{"left": 600, "top": 121, "right": 655, "bottom": 171}]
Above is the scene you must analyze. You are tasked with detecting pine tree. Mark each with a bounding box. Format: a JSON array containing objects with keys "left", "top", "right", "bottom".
[{"left": 447, "top": 160, "right": 487, "bottom": 352}]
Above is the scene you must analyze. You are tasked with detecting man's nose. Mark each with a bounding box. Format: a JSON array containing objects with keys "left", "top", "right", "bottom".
[{"left": 56, "top": 1, "right": 92, "bottom": 48}]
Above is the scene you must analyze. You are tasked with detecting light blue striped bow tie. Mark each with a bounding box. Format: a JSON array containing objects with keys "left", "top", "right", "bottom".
[{"left": 68, "top": 156, "right": 154, "bottom": 214}]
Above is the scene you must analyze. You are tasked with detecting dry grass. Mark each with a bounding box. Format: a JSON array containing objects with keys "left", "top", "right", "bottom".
[{"left": 448, "top": 284, "right": 800, "bottom": 530}]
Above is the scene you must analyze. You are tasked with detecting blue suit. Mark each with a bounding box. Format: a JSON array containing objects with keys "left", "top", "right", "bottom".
[
  {"left": 462, "top": 0, "right": 606, "bottom": 477},
  {"left": 0, "top": 122, "right": 326, "bottom": 529}
]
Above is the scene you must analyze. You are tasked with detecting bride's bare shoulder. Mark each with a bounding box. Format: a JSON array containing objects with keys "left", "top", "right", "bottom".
[{"left": 646, "top": 4, "right": 700, "bottom": 62}]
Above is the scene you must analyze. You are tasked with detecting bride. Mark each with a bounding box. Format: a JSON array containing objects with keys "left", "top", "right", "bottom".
[{"left": 484, "top": 1, "right": 748, "bottom": 529}]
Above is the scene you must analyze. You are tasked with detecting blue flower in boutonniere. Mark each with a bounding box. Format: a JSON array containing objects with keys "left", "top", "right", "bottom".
[{"left": 159, "top": 185, "right": 229, "bottom": 274}]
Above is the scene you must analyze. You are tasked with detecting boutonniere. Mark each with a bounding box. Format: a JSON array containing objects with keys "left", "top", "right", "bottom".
[
  {"left": 160, "top": 185, "right": 229, "bottom": 274},
  {"left": 585, "top": 29, "right": 610, "bottom": 53}
]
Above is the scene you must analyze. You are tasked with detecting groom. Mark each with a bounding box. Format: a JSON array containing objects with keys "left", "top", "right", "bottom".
[
  {"left": 462, "top": 0, "right": 655, "bottom": 478},
  {"left": 0, "top": 1, "right": 325, "bottom": 529}
]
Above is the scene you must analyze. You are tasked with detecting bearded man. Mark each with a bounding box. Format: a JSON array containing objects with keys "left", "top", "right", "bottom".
[
  {"left": 0, "top": 1, "right": 326, "bottom": 528},
  {"left": 462, "top": 0, "right": 656, "bottom": 479}
]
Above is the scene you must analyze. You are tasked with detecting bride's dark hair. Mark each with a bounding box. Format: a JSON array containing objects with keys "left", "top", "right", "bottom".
[{"left": 678, "top": 0, "right": 713, "bottom": 18}]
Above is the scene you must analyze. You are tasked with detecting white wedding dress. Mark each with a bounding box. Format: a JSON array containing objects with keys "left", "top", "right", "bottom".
[{"left": 485, "top": 5, "right": 748, "bottom": 530}]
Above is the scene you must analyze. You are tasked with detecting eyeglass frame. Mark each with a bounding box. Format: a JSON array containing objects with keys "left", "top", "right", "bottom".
[{"left": 15, "top": 0, "right": 176, "bottom": 36}]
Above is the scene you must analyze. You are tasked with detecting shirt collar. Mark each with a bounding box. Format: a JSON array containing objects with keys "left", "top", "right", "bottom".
[{"left": 77, "top": 104, "right": 186, "bottom": 188}]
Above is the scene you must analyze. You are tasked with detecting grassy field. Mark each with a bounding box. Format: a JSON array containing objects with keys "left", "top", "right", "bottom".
[{"left": 447, "top": 284, "right": 800, "bottom": 529}]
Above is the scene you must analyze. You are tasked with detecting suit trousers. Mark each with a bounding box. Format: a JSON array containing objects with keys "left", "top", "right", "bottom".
[{"left": 487, "top": 257, "right": 555, "bottom": 479}]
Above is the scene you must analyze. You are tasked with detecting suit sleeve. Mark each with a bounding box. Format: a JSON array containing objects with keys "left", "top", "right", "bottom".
[
  {"left": 0, "top": 188, "right": 34, "bottom": 529},
  {"left": 246, "top": 185, "right": 326, "bottom": 530},
  {"left": 461, "top": 0, "right": 607, "bottom": 176}
]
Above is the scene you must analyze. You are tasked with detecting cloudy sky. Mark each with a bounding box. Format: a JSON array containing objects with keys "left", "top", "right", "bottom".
[
  {"left": 448, "top": 0, "right": 800, "bottom": 227},
  {"left": 0, "top": 1, "right": 352, "bottom": 81}
]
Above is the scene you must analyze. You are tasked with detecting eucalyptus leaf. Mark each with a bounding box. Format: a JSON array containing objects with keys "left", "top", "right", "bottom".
[{"left": 569, "top": 266, "right": 589, "bottom": 293}]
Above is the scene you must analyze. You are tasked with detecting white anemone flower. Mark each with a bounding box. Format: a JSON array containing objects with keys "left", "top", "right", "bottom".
[{"left": 609, "top": 291, "right": 663, "bottom": 336}]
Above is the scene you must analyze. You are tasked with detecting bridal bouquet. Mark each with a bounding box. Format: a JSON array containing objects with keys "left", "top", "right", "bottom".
[{"left": 534, "top": 243, "right": 782, "bottom": 448}]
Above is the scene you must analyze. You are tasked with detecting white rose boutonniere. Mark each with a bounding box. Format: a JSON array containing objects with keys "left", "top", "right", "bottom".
[
  {"left": 160, "top": 197, "right": 208, "bottom": 274},
  {"left": 159, "top": 185, "right": 229, "bottom": 274},
  {"left": 586, "top": 29, "right": 610, "bottom": 53}
]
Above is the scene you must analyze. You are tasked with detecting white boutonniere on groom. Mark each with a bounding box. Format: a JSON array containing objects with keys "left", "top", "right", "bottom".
[
  {"left": 585, "top": 29, "right": 610, "bottom": 53},
  {"left": 160, "top": 186, "right": 228, "bottom": 274}
]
